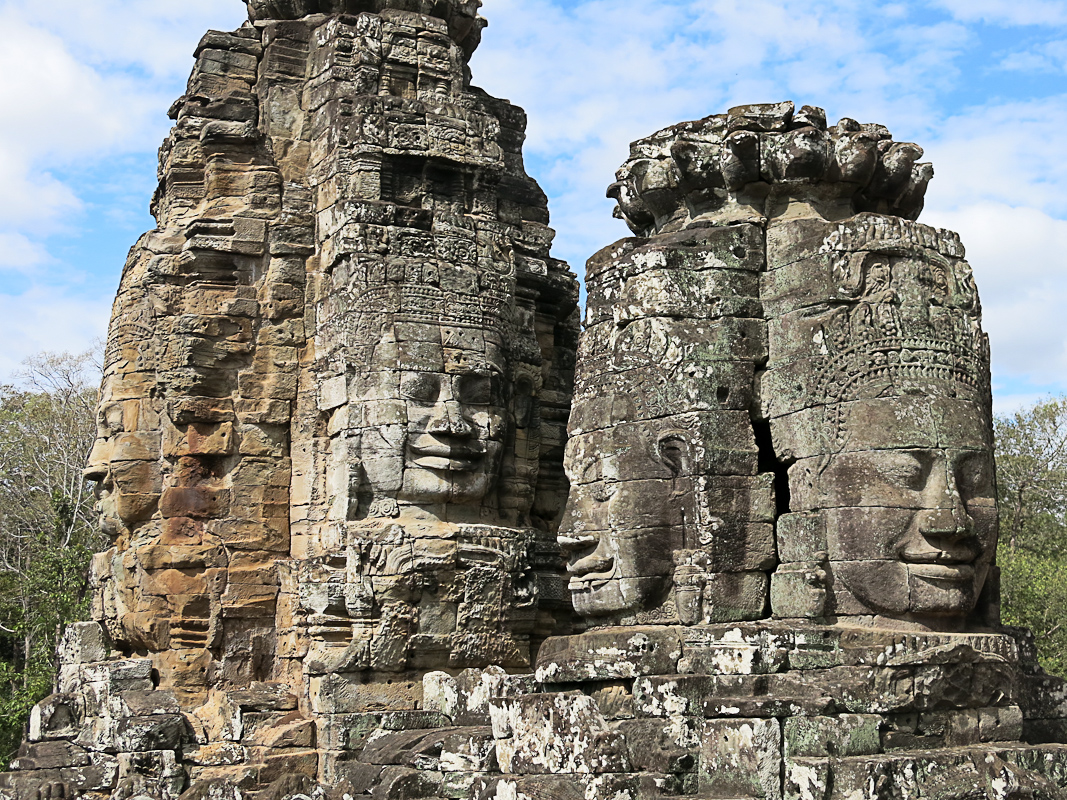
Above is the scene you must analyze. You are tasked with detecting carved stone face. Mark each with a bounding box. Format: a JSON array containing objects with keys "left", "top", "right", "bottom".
[
  {"left": 356, "top": 322, "right": 507, "bottom": 509},
  {"left": 85, "top": 437, "right": 124, "bottom": 541},
  {"left": 84, "top": 387, "right": 161, "bottom": 542},
  {"left": 558, "top": 427, "right": 687, "bottom": 619},
  {"left": 813, "top": 400, "right": 997, "bottom": 621}
]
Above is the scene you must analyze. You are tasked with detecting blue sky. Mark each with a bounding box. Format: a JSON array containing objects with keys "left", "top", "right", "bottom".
[{"left": 1, "top": 0, "right": 1066, "bottom": 413}]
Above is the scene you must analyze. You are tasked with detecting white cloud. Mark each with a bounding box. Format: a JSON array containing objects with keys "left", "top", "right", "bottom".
[
  {"left": 0, "top": 3, "right": 247, "bottom": 239},
  {"left": 0, "top": 286, "right": 111, "bottom": 379},
  {"left": 0, "top": 155, "right": 81, "bottom": 234},
  {"left": 471, "top": 0, "right": 979, "bottom": 272},
  {"left": 1, "top": 0, "right": 249, "bottom": 80},
  {"left": 933, "top": 0, "right": 1067, "bottom": 26},
  {"left": 0, "top": 0, "right": 1064, "bottom": 412},
  {"left": 919, "top": 96, "right": 1067, "bottom": 395},
  {"left": 999, "top": 39, "right": 1067, "bottom": 73},
  {"left": 0, "top": 233, "right": 49, "bottom": 270},
  {"left": 0, "top": 2, "right": 246, "bottom": 380},
  {"left": 918, "top": 200, "right": 1067, "bottom": 392}
]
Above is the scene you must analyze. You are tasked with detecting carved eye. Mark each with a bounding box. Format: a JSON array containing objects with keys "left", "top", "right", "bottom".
[
  {"left": 880, "top": 451, "right": 928, "bottom": 492},
  {"left": 401, "top": 373, "right": 441, "bottom": 403},
  {"left": 454, "top": 374, "right": 492, "bottom": 405}
]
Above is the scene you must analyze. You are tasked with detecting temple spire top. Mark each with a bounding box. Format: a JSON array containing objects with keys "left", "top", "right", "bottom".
[{"left": 245, "top": 0, "right": 485, "bottom": 55}]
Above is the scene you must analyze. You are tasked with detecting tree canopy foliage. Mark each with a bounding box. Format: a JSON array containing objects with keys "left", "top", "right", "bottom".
[
  {"left": 0, "top": 350, "right": 103, "bottom": 764},
  {"left": 995, "top": 397, "right": 1067, "bottom": 676}
]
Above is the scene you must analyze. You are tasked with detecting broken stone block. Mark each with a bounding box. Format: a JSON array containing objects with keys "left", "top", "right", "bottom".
[
  {"left": 699, "top": 718, "right": 782, "bottom": 800},
  {"left": 225, "top": 682, "right": 298, "bottom": 712},
  {"left": 490, "top": 693, "right": 611, "bottom": 775},
  {"left": 111, "top": 690, "right": 181, "bottom": 717},
  {"left": 613, "top": 719, "right": 698, "bottom": 774},
  {"left": 9, "top": 742, "right": 91, "bottom": 771},
  {"left": 771, "top": 564, "right": 828, "bottom": 619},
  {"left": 115, "top": 715, "right": 190, "bottom": 752},
  {"left": 782, "top": 715, "right": 880, "bottom": 759},
  {"left": 57, "top": 623, "right": 109, "bottom": 666},
  {"left": 115, "top": 749, "right": 185, "bottom": 800},
  {"left": 439, "top": 728, "right": 498, "bottom": 772},
  {"left": 535, "top": 628, "right": 684, "bottom": 683},
  {"left": 28, "top": 695, "right": 82, "bottom": 742}
]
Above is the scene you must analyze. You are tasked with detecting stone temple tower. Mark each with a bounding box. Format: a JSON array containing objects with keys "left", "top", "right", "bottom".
[{"left": 0, "top": 2, "right": 578, "bottom": 797}]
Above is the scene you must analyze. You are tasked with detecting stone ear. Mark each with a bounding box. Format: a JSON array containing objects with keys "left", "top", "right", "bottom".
[{"left": 655, "top": 431, "right": 690, "bottom": 478}]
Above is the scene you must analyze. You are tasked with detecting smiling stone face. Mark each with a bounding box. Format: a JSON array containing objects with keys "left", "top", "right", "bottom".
[
  {"left": 763, "top": 213, "right": 998, "bottom": 629},
  {"left": 811, "top": 402, "right": 998, "bottom": 620},
  {"left": 559, "top": 224, "right": 770, "bottom": 627},
  {"left": 558, "top": 426, "right": 689, "bottom": 619},
  {"left": 353, "top": 322, "right": 507, "bottom": 509}
]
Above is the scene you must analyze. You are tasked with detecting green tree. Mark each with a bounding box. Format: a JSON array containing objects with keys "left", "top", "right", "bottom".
[
  {"left": 995, "top": 397, "right": 1067, "bottom": 676},
  {"left": 0, "top": 350, "right": 104, "bottom": 764},
  {"left": 998, "top": 547, "right": 1067, "bottom": 677},
  {"left": 994, "top": 397, "right": 1067, "bottom": 554}
]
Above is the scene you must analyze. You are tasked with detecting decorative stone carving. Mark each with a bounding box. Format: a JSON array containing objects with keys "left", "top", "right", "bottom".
[
  {"left": 244, "top": 0, "right": 485, "bottom": 58},
  {"left": 608, "top": 101, "right": 933, "bottom": 236},
  {"left": 559, "top": 223, "right": 771, "bottom": 626},
  {"left": 520, "top": 103, "right": 1067, "bottom": 800},
  {"left": 278, "top": 0, "right": 580, "bottom": 684},
  {"left": 763, "top": 213, "right": 996, "bottom": 627}
]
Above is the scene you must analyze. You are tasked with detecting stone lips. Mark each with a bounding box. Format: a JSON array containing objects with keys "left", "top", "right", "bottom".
[{"left": 245, "top": 0, "right": 485, "bottom": 55}]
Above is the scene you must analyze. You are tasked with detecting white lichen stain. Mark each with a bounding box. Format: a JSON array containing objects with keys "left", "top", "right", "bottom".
[
  {"left": 423, "top": 672, "right": 459, "bottom": 716},
  {"left": 534, "top": 662, "right": 559, "bottom": 683},
  {"left": 584, "top": 779, "right": 631, "bottom": 800},
  {"left": 789, "top": 763, "right": 826, "bottom": 800},
  {"left": 633, "top": 251, "right": 667, "bottom": 271},
  {"left": 664, "top": 716, "right": 699, "bottom": 749},
  {"left": 467, "top": 674, "right": 493, "bottom": 712},
  {"left": 488, "top": 698, "right": 517, "bottom": 741},
  {"left": 657, "top": 682, "right": 689, "bottom": 716}
]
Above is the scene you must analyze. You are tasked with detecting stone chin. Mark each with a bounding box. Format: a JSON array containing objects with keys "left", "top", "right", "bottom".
[
  {"left": 906, "top": 562, "right": 985, "bottom": 616},
  {"left": 833, "top": 560, "right": 985, "bottom": 620},
  {"left": 567, "top": 576, "right": 667, "bottom": 619},
  {"left": 96, "top": 502, "right": 124, "bottom": 541}
]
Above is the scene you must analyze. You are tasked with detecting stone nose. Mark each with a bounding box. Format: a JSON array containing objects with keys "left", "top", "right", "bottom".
[
  {"left": 426, "top": 399, "right": 472, "bottom": 436},
  {"left": 917, "top": 506, "right": 973, "bottom": 540},
  {"left": 919, "top": 460, "right": 974, "bottom": 537}
]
